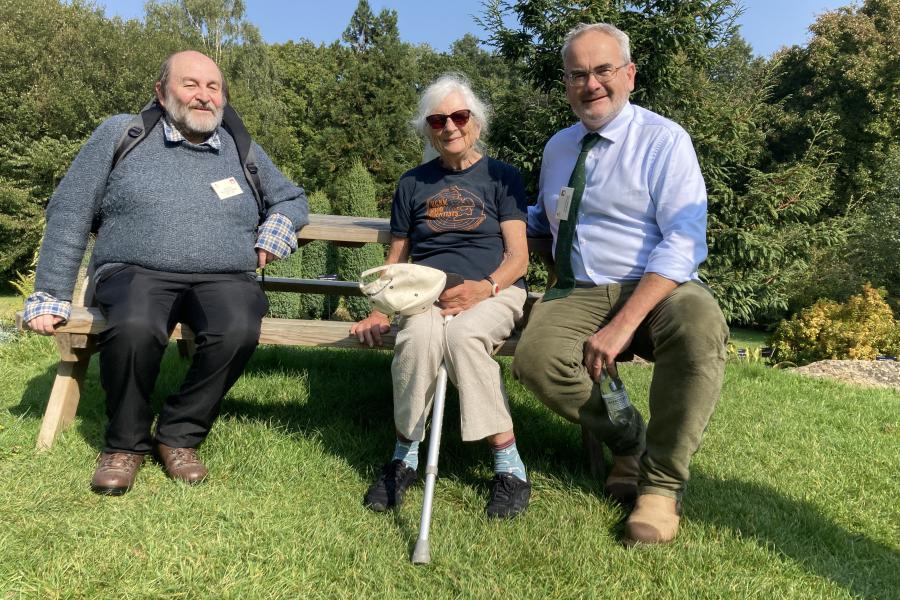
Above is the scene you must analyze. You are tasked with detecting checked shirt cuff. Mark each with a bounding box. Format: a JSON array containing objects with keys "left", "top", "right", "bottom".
[
  {"left": 23, "top": 292, "right": 71, "bottom": 323},
  {"left": 255, "top": 213, "right": 297, "bottom": 260}
]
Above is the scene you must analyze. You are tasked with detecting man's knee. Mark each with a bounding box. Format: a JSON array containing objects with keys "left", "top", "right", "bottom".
[
  {"left": 208, "top": 312, "right": 262, "bottom": 352},
  {"left": 512, "top": 332, "right": 571, "bottom": 395},
  {"left": 103, "top": 314, "right": 169, "bottom": 349},
  {"left": 653, "top": 283, "right": 728, "bottom": 360}
]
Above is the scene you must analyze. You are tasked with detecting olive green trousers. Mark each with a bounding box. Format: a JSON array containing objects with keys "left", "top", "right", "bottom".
[{"left": 512, "top": 281, "right": 728, "bottom": 498}]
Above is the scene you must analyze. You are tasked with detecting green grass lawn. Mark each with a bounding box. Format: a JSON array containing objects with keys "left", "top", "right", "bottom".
[
  {"left": 0, "top": 293, "right": 21, "bottom": 325},
  {"left": 0, "top": 333, "right": 897, "bottom": 599},
  {"left": 729, "top": 326, "right": 769, "bottom": 349}
]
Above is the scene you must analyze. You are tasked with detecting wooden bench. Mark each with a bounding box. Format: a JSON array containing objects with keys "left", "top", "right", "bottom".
[{"left": 16, "top": 214, "right": 604, "bottom": 478}]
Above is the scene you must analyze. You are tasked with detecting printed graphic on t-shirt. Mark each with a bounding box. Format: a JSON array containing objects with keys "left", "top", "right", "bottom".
[{"left": 425, "top": 186, "right": 486, "bottom": 232}]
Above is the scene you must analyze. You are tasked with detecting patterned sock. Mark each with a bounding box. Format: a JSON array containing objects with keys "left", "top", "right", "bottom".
[
  {"left": 492, "top": 437, "right": 527, "bottom": 482},
  {"left": 391, "top": 439, "right": 420, "bottom": 470}
]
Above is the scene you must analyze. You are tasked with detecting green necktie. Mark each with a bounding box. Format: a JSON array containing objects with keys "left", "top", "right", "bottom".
[{"left": 544, "top": 132, "right": 602, "bottom": 301}]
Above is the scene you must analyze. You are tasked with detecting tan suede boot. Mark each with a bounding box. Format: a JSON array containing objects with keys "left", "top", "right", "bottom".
[
  {"left": 623, "top": 493, "right": 680, "bottom": 546},
  {"left": 604, "top": 454, "right": 640, "bottom": 505}
]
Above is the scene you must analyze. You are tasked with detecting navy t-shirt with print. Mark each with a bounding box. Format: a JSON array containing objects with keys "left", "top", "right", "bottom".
[{"left": 390, "top": 156, "right": 528, "bottom": 289}]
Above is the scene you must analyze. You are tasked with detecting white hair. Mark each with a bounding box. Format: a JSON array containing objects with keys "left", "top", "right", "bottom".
[
  {"left": 561, "top": 23, "right": 632, "bottom": 65},
  {"left": 411, "top": 73, "right": 491, "bottom": 140}
]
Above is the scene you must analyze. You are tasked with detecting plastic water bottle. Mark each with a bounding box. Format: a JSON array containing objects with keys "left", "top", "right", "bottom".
[{"left": 599, "top": 367, "right": 632, "bottom": 426}]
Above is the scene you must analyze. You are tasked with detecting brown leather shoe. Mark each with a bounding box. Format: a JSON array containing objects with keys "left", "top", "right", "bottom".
[
  {"left": 623, "top": 493, "right": 681, "bottom": 546},
  {"left": 604, "top": 454, "right": 640, "bottom": 506},
  {"left": 154, "top": 442, "right": 208, "bottom": 484},
  {"left": 90, "top": 452, "right": 144, "bottom": 495}
]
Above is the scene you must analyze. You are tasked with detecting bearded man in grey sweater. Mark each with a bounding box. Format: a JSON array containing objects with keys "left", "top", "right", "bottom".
[{"left": 24, "top": 50, "right": 309, "bottom": 495}]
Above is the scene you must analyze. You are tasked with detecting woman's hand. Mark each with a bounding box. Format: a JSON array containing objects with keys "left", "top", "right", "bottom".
[
  {"left": 438, "top": 280, "right": 492, "bottom": 316},
  {"left": 350, "top": 311, "right": 392, "bottom": 347}
]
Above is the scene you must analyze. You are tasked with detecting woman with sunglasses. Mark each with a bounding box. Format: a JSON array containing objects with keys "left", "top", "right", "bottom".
[{"left": 351, "top": 73, "right": 531, "bottom": 519}]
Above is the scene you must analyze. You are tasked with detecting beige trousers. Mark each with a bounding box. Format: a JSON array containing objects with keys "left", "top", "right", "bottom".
[{"left": 392, "top": 286, "right": 526, "bottom": 442}]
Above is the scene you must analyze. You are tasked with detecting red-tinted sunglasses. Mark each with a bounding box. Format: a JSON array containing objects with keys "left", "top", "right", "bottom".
[{"left": 425, "top": 109, "right": 472, "bottom": 130}]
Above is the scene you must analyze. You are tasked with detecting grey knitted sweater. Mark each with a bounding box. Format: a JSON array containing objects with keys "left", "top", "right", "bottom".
[{"left": 35, "top": 114, "right": 308, "bottom": 302}]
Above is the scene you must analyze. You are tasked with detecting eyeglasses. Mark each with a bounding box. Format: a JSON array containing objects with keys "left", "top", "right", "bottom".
[
  {"left": 425, "top": 110, "right": 472, "bottom": 130},
  {"left": 565, "top": 64, "right": 629, "bottom": 87}
]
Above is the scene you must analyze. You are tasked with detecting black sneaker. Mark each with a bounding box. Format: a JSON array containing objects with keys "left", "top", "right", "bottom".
[
  {"left": 486, "top": 472, "right": 531, "bottom": 519},
  {"left": 363, "top": 459, "right": 418, "bottom": 512}
]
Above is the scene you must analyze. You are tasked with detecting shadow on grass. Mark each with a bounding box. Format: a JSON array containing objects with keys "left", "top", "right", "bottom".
[
  {"left": 686, "top": 472, "right": 899, "bottom": 597},
  {"left": 11, "top": 344, "right": 898, "bottom": 596}
]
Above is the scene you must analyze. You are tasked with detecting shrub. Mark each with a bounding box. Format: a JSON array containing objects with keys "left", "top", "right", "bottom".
[
  {"left": 769, "top": 284, "right": 900, "bottom": 364},
  {"left": 0, "top": 180, "right": 43, "bottom": 283},
  {"left": 332, "top": 161, "right": 384, "bottom": 320},
  {"left": 298, "top": 190, "right": 336, "bottom": 319},
  {"left": 265, "top": 191, "right": 338, "bottom": 320},
  {"left": 264, "top": 245, "right": 304, "bottom": 320}
]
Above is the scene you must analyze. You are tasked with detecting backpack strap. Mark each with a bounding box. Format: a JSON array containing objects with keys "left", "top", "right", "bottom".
[
  {"left": 94, "top": 100, "right": 164, "bottom": 233},
  {"left": 221, "top": 104, "right": 265, "bottom": 222},
  {"left": 111, "top": 100, "right": 163, "bottom": 170}
]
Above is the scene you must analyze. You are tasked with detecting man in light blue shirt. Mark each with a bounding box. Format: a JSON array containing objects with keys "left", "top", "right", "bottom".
[{"left": 513, "top": 23, "right": 728, "bottom": 546}]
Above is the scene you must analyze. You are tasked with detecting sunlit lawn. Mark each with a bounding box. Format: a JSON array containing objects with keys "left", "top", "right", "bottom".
[{"left": 1, "top": 328, "right": 897, "bottom": 598}]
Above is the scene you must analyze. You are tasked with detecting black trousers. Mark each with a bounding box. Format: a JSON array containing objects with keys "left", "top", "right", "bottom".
[{"left": 93, "top": 265, "right": 268, "bottom": 453}]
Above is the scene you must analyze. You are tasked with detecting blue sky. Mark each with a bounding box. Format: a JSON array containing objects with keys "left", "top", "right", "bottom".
[{"left": 101, "top": 0, "right": 851, "bottom": 57}]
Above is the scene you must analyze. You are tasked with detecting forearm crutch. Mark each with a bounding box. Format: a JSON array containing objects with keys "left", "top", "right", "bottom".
[{"left": 411, "top": 314, "right": 452, "bottom": 565}]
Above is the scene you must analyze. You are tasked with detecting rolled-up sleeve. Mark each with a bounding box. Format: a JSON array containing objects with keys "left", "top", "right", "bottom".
[
  {"left": 23, "top": 292, "right": 71, "bottom": 323},
  {"left": 255, "top": 213, "right": 297, "bottom": 259},
  {"left": 644, "top": 131, "right": 708, "bottom": 283}
]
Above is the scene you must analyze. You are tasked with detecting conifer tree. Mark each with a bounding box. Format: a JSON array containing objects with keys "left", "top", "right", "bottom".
[
  {"left": 299, "top": 190, "right": 336, "bottom": 319},
  {"left": 333, "top": 161, "right": 384, "bottom": 320}
]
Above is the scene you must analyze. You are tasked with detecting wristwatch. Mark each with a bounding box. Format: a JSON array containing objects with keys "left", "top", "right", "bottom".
[{"left": 484, "top": 275, "right": 500, "bottom": 297}]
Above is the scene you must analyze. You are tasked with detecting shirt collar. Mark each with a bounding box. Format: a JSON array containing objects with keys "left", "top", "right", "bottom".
[
  {"left": 576, "top": 102, "right": 634, "bottom": 145},
  {"left": 162, "top": 114, "right": 222, "bottom": 150}
]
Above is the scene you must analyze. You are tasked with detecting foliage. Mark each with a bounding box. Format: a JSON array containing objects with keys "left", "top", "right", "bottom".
[
  {"left": 784, "top": 146, "right": 900, "bottom": 316},
  {"left": 8, "top": 248, "right": 39, "bottom": 299},
  {"left": 0, "top": 180, "right": 43, "bottom": 283},
  {"left": 768, "top": 0, "right": 900, "bottom": 211},
  {"left": 846, "top": 147, "right": 900, "bottom": 306},
  {"left": 2, "top": 0, "right": 895, "bottom": 327},
  {"left": 263, "top": 253, "right": 303, "bottom": 321},
  {"left": 333, "top": 161, "right": 384, "bottom": 320},
  {"left": 770, "top": 284, "right": 900, "bottom": 364},
  {"left": 299, "top": 190, "right": 336, "bottom": 320},
  {"left": 292, "top": 0, "right": 421, "bottom": 211}
]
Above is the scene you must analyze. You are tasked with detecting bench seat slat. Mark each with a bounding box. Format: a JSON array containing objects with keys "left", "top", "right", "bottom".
[{"left": 19, "top": 306, "right": 520, "bottom": 356}]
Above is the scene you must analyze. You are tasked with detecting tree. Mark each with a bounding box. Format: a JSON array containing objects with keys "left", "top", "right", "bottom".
[
  {"left": 302, "top": 1, "right": 420, "bottom": 211},
  {"left": 0, "top": 179, "right": 43, "bottom": 281},
  {"left": 333, "top": 161, "right": 384, "bottom": 320},
  {"left": 768, "top": 0, "right": 900, "bottom": 209},
  {"left": 0, "top": 0, "right": 165, "bottom": 281},
  {"left": 299, "top": 190, "right": 337, "bottom": 319}
]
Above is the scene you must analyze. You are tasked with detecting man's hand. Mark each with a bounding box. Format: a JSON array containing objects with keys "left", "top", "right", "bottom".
[
  {"left": 583, "top": 273, "right": 679, "bottom": 382},
  {"left": 256, "top": 248, "right": 276, "bottom": 269},
  {"left": 583, "top": 321, "right": 636, "bottom": 382},
  {"left": 26, "top": 314, "right": 64, "bottom": 336},
  {"left": 438, "top": 280, "right": 492, "bottom": 316},
  {"left": 350, "top": 311, "right": 392, "bottom": 347}
]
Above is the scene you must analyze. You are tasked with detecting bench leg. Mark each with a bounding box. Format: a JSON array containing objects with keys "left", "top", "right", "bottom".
[
  {"left": 36, "top": 357, "right": 90, "bottom": 451},
  {"left": 581, "top": 425, "right": 606, "bottom": 481}
]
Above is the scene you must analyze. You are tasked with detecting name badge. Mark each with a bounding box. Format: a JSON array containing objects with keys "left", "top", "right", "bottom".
[
  {"left": 556, "top": 186, "right": 574, "bottom": 220},
  {"left": 211, "top": 177, "right": 243, "bottom": 200}
]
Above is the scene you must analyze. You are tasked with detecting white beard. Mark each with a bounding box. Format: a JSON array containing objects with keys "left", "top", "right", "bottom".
[{"left": 166, "top": 98, "right": 224, "bottom": 139}]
